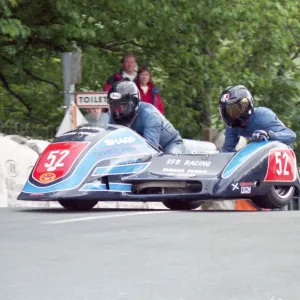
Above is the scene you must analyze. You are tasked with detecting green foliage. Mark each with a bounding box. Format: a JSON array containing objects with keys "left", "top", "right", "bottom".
[{"left": 1, "top": 0, "right": 300, "bottom": 155}]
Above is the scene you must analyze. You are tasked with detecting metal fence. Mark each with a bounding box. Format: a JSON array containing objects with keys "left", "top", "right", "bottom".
[{"left": 0, "top": 119, "right": 57, "bottom": 141}]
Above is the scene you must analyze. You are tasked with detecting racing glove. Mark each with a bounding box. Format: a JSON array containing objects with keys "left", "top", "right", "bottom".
[{"left": 251, "top": 130, "right": 269, "bottom": 141}]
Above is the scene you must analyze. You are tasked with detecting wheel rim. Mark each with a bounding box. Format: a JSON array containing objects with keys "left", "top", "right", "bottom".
[{"left": 273, "top": 186, "right": 294, "bottom": 199}]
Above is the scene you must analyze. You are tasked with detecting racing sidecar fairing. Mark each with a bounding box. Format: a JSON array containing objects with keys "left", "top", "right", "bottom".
[{"left": 17, "top": 123, "right": 300, "bottom": 211}]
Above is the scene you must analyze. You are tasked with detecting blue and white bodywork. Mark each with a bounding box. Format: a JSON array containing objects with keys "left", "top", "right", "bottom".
[{"left": 18, "top": 124, "right": 300, "bottom": 210}]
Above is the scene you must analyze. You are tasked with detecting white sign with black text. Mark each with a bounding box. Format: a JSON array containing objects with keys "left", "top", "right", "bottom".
[{"left": 75, "top": 92, "right": 108, "bottom": 108}]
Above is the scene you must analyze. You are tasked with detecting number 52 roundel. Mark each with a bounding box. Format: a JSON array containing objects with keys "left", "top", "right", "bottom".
[
  {"left": 32, "top": 142, "right": 89, "bottom": 184},
  {"left": 264, "top": 149, "right": 297, "bottom": 182}
]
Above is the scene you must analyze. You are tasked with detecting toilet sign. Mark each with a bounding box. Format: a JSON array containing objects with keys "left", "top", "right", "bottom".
[{"left": 75, "top": 92, "right": 108, "bottom": 108}]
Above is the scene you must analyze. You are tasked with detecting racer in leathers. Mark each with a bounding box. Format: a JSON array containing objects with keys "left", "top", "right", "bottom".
[
  {"left": 218, "top": 85, "right": 296, "bottom": 152},
  {"left": 107, "top": 80, "right": 185, "bottom": 154}
]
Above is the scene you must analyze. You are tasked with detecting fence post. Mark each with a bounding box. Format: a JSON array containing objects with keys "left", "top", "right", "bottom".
[
  {"left": 62, "top": 53, "right": 75, "bottom": 110},
  {"left": 62, "top": 51, "right": 82, "bottom": 134},
  {"left": 202, "top": 128, "right": 219, "bottom": 142}
]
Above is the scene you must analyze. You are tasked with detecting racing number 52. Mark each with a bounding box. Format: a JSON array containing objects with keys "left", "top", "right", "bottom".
[
  {"left": 275, "top": 151, "right": 289, "bottom": 176},
  {"left": 44, "top": 150, "right": 70, "bottom": 172}
]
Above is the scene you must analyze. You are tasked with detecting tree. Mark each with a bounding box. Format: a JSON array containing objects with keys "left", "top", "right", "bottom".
[{"left": 1, "top": 0, "right": 300, "bottom": 154}]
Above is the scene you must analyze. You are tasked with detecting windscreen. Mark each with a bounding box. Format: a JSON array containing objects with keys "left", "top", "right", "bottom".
[{"left": 54, "top": 124, "right": 122, "bottom": 143}]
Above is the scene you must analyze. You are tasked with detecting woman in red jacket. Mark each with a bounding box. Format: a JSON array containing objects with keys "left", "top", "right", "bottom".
[{"left": 136, "top": 66, "right": 165, "bottom": 115}]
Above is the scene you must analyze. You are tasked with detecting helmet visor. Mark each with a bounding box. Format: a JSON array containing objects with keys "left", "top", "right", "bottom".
[
  {"left": 109, "top": 100, "right": 130, "bottom": 118},
  {"left": 225, "top": 98, "right": 250, "bottom": 119},
  {"left": 219, "top": 98, "right": 251, "bottom": 127}
]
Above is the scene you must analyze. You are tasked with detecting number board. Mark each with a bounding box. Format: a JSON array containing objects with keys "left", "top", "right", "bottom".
[
  {"left": 32, "top": 142, "right": 89, "bottom": 184},
  {"left": 264, "top": 149, "right": 297, "bottom": 182}
]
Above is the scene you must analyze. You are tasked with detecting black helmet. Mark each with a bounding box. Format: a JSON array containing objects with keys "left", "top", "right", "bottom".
[
  {"left": 107, "top": 80, "right": 141, "bottom": 124},
  {"left": 218, "top": 85, "right": 254, "bottom": 128}
]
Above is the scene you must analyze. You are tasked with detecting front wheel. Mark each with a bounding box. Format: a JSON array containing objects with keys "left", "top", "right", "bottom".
[
  {"left": 58, "top": 199, "right": 99, "bottom": 211},
  {"left": 162, "top": 199, "right": 202, "bottom": 210},
  {"left": 251, "top": 186, "right": 295, "bottom": 209}
]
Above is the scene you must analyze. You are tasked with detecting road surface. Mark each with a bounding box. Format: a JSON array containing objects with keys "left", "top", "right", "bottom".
[{"left": 0, "top": 207, "right": 299, "bottom": 300}]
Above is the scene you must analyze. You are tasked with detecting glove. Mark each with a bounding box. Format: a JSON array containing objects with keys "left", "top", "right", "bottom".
[{"left": 251, "top": 130, "right": 269, "bottom": 141}]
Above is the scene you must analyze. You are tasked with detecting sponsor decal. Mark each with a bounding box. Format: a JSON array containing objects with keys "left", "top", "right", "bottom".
[
  {"left": 149, "top": 153, "right": 227, "bottom": 177},
  {"left": 94, "top": 146, "right": 135, "bottom": 156},
  {"left": 39, "top": 172, "right": 56, "bottom": 183},
  {"left": 183, "top": 160, "right": 211, "bottom": 167},
  {"left": 62, "top": 131, "right": 97, "bottom": 136},
  {"left": 62, "top": 126, "right": 104, "bottom": 137},
  {"left": 221, "top": 93, "right": 230, "bottom": 102},
  {"left": 162, "top": 168, "right": 185, "bottom": 173},
  {"left": 160, "top": 167, "right": 206, "bottom": 176},
  {"left": 63, "top": 131, "right": 97, "bottom": 136},
  {"left": 241, "top": 186, "right": 251, "bottom": 194},
  {"left": 149, "top": 154, "right": 230, "bottom": 177},
  {"left": 117, "top": 158, "right": 142, "bottom": 165},
  {"left": 104, "top": 136, "right": 136, "bottom": 146},
  {"left": 240, "top": 182, "right": 253, "bottom": 187},
  {"left": 109, "top": 92, "right": 122, "bottom": 100},
  {"left": 171, "top": 173, "right": 195, "bottom": 178},
  {"left": 231, "top": 183, "right": 239, "bottom": 191},
  {"left": 186, "top": 169, "right": 207, "bottom": 174},
  {"left": 77, "top": 126, "right": 105, "bottom": 131},
  {"left": 166, "top": 159, "right": 182, "bottom": 165}
]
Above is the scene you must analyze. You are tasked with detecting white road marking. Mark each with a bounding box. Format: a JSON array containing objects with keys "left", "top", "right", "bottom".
[{"left": 41, "top": 210, "right": 170, "bottom": 224}]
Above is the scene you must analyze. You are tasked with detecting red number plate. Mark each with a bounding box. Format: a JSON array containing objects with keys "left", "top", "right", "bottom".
[
  {"left": 264, "top": 149, "right": 296, "bottom": 182},
  {"left": 32, "top": 142, "right": 89, "bottom": 184}
]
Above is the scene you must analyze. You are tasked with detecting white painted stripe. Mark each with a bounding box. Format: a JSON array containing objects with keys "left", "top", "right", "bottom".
[{"left": 41, "top": 210, "right": 170, "bottom": 224}]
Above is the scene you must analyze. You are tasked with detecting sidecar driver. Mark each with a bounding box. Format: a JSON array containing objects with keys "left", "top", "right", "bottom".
[{"left": 107, "top": 80, "right": 185, "bottom": 154}]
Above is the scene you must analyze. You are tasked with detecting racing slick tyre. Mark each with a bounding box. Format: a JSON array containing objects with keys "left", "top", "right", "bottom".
[
  {"left": 251, "top": 186, "right": 295, "bottom": 209},
  {"left": 58, "top": 199, "right": 99, "bottom": 211},
  {"left": 162, "top": 199, "right": 202, "bottom": 210}
]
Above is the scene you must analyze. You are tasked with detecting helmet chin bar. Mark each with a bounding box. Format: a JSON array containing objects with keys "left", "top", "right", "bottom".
[
  {"left": 112, "top": 111, "right": 136, "bottom": 125},
  {"left": 226, "top": 114, "right": 249, "bottom": 128}
]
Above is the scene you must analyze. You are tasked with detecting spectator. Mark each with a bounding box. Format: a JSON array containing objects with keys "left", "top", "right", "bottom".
[
  {"left": 104, "top": 53, "right": 138, "bottom": 92},
  {"left": 136, "top": 66, "right": 165, "bottom": 115},
  {"left": 84, "top": 108, "right": 109, "bottom": 124}
]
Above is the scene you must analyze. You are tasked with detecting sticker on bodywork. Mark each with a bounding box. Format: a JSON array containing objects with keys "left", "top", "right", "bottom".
[
  {"left": 264, "top": 149, "right": 297, "bottom": 182},
  {"left": 32, "top": 142, "right": 89, "bottom": 184},
  {"left": 148, "top": 154, "right": 231, "bottom": 177}
]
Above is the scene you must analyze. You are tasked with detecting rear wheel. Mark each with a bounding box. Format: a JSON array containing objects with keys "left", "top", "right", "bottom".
[
  {"left": 58, "top": 199, "right": 99, "bottom": 211},
  {"left": 251, "top": 186, "right": 295, "bottom": 209},
  {"left": 162, "top": 199, "right": 202, "bottom": 210}
]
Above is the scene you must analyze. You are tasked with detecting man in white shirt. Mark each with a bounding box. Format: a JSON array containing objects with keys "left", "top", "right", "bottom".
[{"left": 104, "top": 53, "right": 137, "bottom": 91}]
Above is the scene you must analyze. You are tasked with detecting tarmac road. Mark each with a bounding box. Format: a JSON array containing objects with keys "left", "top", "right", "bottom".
[{"left": 1, "top": 206, "right": 300, "bottom": 300}]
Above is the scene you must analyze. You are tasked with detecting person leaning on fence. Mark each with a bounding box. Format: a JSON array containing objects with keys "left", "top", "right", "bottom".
[
  {"left": 136, "top": 66, "right": 165, "bottom": 115},
  {"left": 103, "top": 53, "right": 138, "bottom": 92}
]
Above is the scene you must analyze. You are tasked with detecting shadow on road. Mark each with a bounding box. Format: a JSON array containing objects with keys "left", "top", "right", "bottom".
[
  {"left": 13, "top": 207, "right": 170, "bottom": 214},
  {"left": 12, "top": 207, "right": 277, "bottom": 214}
]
